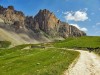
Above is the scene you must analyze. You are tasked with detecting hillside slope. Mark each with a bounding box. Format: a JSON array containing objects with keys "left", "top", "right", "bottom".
[
  {"left": 0, "top": 23, "right": 51, "bottom": 45},
  {"left": 54, "top": 36, "right": 100, "bottom": 48},
  {"left": 0, "top": 27, "right": 38, "bottom": 45}
]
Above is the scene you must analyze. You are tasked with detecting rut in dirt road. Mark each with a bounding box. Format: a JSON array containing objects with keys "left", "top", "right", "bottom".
[{"left": 65, "top": 50, "right": 100, "bottom": 75}]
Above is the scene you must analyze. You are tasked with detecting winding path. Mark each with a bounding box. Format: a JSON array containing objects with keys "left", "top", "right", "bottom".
[{"left": 65, "top": 50, "right": 100, "bottom": 75}]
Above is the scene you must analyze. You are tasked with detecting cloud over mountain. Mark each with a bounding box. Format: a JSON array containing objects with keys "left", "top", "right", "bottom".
[{"left": 64, "top": 10, "right": 88, "bottom": 21}]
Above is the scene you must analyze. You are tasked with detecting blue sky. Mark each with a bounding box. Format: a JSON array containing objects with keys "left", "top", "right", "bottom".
[{"left": 0, "top": 0, "right": 100, "bottom": 36}]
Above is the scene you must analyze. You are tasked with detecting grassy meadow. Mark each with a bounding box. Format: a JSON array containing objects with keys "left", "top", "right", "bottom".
[
  {"left": 0, "top": 36, "right": 100, "bottom": 75},
  {"left": 0, "top": 47, "right": 79, "bottom": 75},
  {"left": 53, "top": 36, "right": 100, "bottom": 48},
  {"left": 53, "top": 36, "right": 100, "bottom": 55}
]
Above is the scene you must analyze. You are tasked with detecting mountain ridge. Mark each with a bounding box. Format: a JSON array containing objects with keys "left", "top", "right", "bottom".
[{"left": 0, "top": 5, "right": 86, "bottom": 45}]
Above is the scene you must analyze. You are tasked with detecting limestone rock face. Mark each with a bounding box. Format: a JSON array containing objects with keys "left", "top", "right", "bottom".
[
  {"left": 58, "top": 22, "right": 86, "bottom": 38},
  {"left": 0, "top": 5, "right": 86, "bottom": 40},
  {"left": 31, "top": 9, "right": 86, "bottom": 37},
  {"left": 69, "top": 25, "right": 86, "bottom": 37},
  {"left": 33, "top": 9, "right": 60, "bottom": 36},
  {"left": 58, "top": 22, "right": 70, "bottom": 38},
  {"left": 0, "top": 6, "right": 25, "bottom": 28}
]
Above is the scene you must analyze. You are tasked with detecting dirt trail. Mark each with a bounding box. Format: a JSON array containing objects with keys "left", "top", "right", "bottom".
[{"left": 65, "top": 50, "right": 100, "bottom": 75}]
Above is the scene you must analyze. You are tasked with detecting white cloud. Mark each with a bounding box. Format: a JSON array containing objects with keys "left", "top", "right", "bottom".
[
  {"left": 70, "top": 24, "right": 80, "bottom": 29},
  {"left": 64, "top": 10, "right": 88, "bottom": 21},
  {"left": 70, "top": 24, "right": 88, "bottom": 32},
  {"left": 96, "top": 23, "right": 100, "bottom": 26},
  {"left": 81, "top": 28, "right": 88, "bottom": 32}
]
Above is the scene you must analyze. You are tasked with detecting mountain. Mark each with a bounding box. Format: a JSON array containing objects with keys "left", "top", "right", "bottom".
[
  {"left": 26, "top": 9, "right": 86, "bottom": 37},
  {"left": 0, "top": 5, "right": 86, "bottom": 45}
]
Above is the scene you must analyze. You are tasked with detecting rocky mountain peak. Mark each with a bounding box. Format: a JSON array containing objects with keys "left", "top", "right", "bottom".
[
  {"left": 8, "top": 6, "right": 14, "bottom": 10},
  {"left": 37, "top": 9, "right": 59, "bottom": 21},
  {"left": 0, "top": 5, "right": 86, "bottom": 40},
  {"left": 39, "top": 9, "right": 51, "bottom": 14},
  {"left": 25, "top": 9, "right": 86, "bottom": 37},
  {"left": 0, "top": 5, "right": 25, "bottom": 29},
  {"left": 32, "top": 9, "right": 60, "bottom": 36}
]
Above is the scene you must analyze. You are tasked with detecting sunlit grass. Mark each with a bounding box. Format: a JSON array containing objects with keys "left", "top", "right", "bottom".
[
  {"left": 0, "top": 47, "right": 79, "bottom": 75},
  {"left": 54, "top": 36, "right": 100, "bottom": 48}
]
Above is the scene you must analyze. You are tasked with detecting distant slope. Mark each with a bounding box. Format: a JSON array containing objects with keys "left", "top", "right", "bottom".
[
  {"left": 0, "top": 27, "right": 38, "bottom": 45},
  {"left": 54, "top": 36, "right": 100, "bottom": 48},
  {"left": 0, "top": 23, "right": 51, "bottom": 45}
]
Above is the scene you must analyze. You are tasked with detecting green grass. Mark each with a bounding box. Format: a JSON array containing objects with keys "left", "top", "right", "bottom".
[
  {"left": 54, "top": 36, "right": 100, "bottom": 48},
  {"left": 1, "top": 36, "right": 100, "bottom": 75},
  {"left": 53, "top": 36, "right": 100, "bottom": 55},
  {"left": 0, "top": 48, "right": 79, "bottom": 75}
]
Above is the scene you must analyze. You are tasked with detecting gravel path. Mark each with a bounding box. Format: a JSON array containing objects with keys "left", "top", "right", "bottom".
[{"left": 65, "top": 50, "right": 100, "bottom": 75}]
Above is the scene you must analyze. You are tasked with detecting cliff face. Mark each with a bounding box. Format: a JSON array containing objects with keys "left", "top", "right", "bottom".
[
  {"left": 26, "top": 9, "right": 86, "bottom": 38},
  {"left": 69, "top": 25, "right": 86, "bottom": 37},
  {"left": 0, "top": 5, "right": 86, "bottom": 44},
  {"left": 32, "top": 9, "right": 60, "bottom": 36},
  {"left": 0, "top": 6, "right": 25, "bottom": 28},
  {"left": 58, "top": 22, "right": 86, "bottom": 38}
]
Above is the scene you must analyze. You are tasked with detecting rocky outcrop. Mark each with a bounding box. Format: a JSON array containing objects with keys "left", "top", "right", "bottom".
[
  {"left": 69, "top": 25, "right": 86, "bottom": 37},
  {"left": 58, "top": 22, "right": 70, "bottom": 38},
  {"left": 0, "top": 5, "right": 86, "bottom": 42},
  {"left": 58, "top": 22, "right": 86, "bottom": 38},
  {"left": 0, "top": 5, "right": 25, "bottom": 28},
  {"left": 32, "top": 9, "right": 60, "bottom": 36},
  {"left": 29, "top": 9, "right": 86, "bottom": 38}
]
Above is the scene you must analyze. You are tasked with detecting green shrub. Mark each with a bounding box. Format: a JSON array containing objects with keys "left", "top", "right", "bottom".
[{"left": 0, "top": 41, "right": 11, "bottom": 48}]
